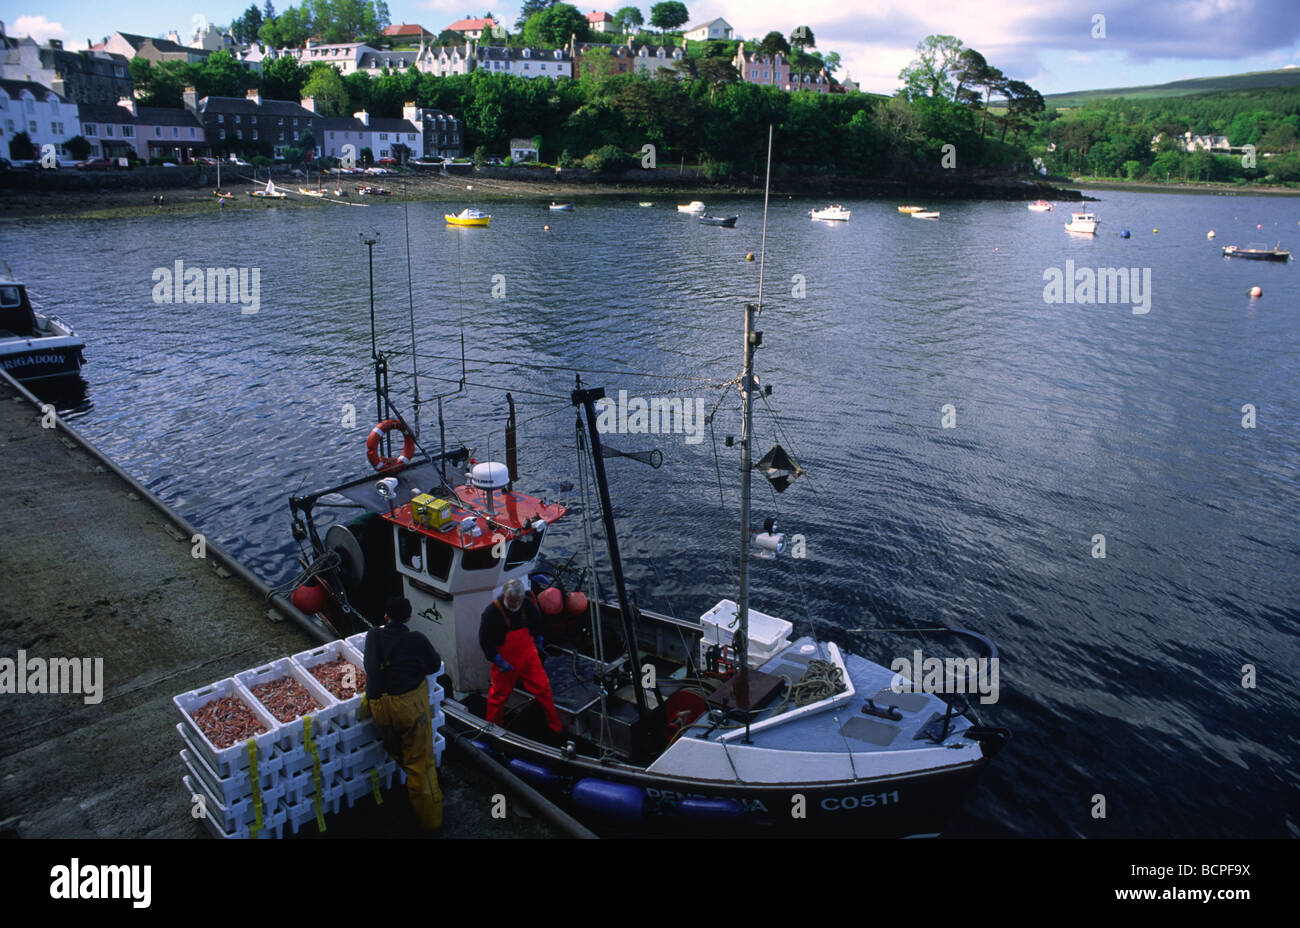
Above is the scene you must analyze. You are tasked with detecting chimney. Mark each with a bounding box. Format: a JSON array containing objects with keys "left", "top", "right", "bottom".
[
  {"left": 49, "top": 38, "right": 63, "bottom": 49},
  {"left": 182, "top": 85, "right": 198, "bottom": 114},
  {"left": 354, "top": 110, "right": 370, "bottom": 126},
  {"left": 300, "top": 96, "right": 316, "bottom": 113},
  {"left": 118, "top": 96, "right": 136, "bottom": 116},
  {"left": 246, "top": 87, "right": 260, "bottom": 106},
  {"left": 402, "top": 101, "right": 417, "bottom": 122},
  {"left": 167, "top": 30, "right": 181, "bottom": 45}
]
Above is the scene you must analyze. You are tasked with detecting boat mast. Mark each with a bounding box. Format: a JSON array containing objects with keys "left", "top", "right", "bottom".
[{"left": 737, "top": 125, "right": 775, "bottom": 742}]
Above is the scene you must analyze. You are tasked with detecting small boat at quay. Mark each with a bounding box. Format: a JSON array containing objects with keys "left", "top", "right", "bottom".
[
  {"left": 446, "top": 208, "right": 491, "bottom": 227},
  {"left": 1222, "top": 243, "right": 1290, "bottom": 262},
  {"left": 357, "top": 185, "right": 392, "bottom": 197},
  {"left": 1064, "top": 211, "right": 1098, "bottom": 234},
  {"left": 638, "top": 202, "right": 654, "bottom": 207},
  {"left": 0, "top": 276, "right": 86, "bottom": 383},
  {"left": 249, "top": 178, "right": 286, "bottom": 199},
  {"left": 911, "top": 211, "right": 940, "bottom": 220},
  {"left": 549, "top": 202, "right": 575, "bottom": 211},
  {"left": 678, "top": 201, "right": 706, "bottom": 213},
  {"left": 810, "top": 205, "right": 851, "bottom": 221},
  {"left": 898, "top": 205, "right": 926, "bottom": 213},
  {"left": 1027, "top": 201, "right": 1052, "bottom": 212},
  {"left": 699, "top": 214, "right": 738, "bottom": 227}
]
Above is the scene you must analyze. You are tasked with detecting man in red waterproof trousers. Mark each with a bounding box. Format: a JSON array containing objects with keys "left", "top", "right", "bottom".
[{"left": 479, "top": 578, "right": 563, "bottom": 738}]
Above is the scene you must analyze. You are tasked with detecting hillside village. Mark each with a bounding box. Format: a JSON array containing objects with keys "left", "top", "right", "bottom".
[{"left": 0, "top": 5, "right": 851, "bottom": 168}]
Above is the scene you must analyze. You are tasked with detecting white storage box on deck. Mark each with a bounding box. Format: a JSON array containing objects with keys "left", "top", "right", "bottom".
[
  {"left": 184, "top": 776, "right": 286, "bottom": 840},
  {"left": 280, "top": 790, "right": 343, "bottom": 835},
  {"left": 277, "top": 723, "right": 342, "bottom": 776},
  {"left": 291, "top": 640, "right": 367, "bottom": 727},
  {"left": 184, "top": 765, "right": 285, "bottom": 836},
  {"left": 236, "top": 657, "right": 338, "bottom": 747},
  {"left": 699, "top": 599, "right": 794, "bottom": 668},
  {"left": 335, "top": 717, "right": 381, "bottom": 753},
  {"left": 278, "top": 754, "right": 343, "bottom": 806},
  {"left": 179, "top": 729, "right": 283, "bottom": 808},
  {"left": 336, "top": 761, "right": 399, "bottom": 809},
  {"left": 173, "top": 677, "right": 281, "bottom": 778}
]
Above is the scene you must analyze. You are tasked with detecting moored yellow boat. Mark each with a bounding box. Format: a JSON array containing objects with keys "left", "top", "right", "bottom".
[
  {"left": 446, "top": 208, "right": 490, "bottom": 226},
  {"left": 897, "top": 205, "right": 925, "bottom": 213}
]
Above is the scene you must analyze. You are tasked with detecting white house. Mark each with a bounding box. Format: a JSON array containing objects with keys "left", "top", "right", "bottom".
[
  {"left": 321, "top": 104, "right": 454, "bottom": 162},
  {"left": 586, "top": 11, "right": 617, "bottom": 34},
  {"left": 509, "top": 137, "right": 538, "bottom": 162},
  {"left": 631, "top": 42, "right": 684, "bottom": 75},
  {"left": 274, "top": 41, "right": 377, "bottom": 75},
  {"left": 475, "top": 45, "right": 572, "bottom": 79},
  {"left": 683, "top": 18, "right": 734, "bottom": 41},
  {"left": 0, "top": 79, "right": 77, "bottom": 161}
]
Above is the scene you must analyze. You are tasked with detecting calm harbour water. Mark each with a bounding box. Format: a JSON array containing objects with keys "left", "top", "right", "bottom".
[{"left": 4, "top": 187, "right": 1297, "bottom": 837}]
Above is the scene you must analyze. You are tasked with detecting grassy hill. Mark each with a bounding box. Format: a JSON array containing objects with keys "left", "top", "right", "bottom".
[{"left": 1045, "top": 68, "right": 1300, "bottom": 108}]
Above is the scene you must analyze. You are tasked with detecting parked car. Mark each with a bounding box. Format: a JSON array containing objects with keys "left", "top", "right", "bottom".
[
  {"left": 228, "top": 157, "right": 251, "bottom": 167},
  {"left": 75, "top": 158, "right": 112, "bottom": 171},
  {"left": 377, "top": 157, "right": 398, "bottom": 166},
  {"left": 196, "top": 156, "right": 219, "bottom": 165},
  {"left": 484, "top": 156, "right": 504, "bottom": 165}
]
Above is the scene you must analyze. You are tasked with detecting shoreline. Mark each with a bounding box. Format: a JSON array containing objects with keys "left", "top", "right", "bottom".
[
  {"left": 1, "top": 170, "right": 1084, "bottom": 222},
  {"left": 1072, "top": 177, "right": 1300, "bottom": 197}
]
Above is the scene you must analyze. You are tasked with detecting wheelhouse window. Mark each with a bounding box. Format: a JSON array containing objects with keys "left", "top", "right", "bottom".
[
  {"left": 461, "top": 546, "right": 500, "bottom": 571},
  {"left": 504, "top": 532, "right": 543, "bottom": 570}
]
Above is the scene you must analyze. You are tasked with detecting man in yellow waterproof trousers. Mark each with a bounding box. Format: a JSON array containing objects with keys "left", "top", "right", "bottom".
[{"left": 364, "top": 596, "right": 444, "bottom": 831}]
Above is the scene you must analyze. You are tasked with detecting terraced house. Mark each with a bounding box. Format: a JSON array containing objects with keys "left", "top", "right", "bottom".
[
  {"left": 184, "top": 87, "right": 323, "bottom": 159},
  {"left": 0, "top": 28, "right": 132, "bottom": 106},
  {"left": 75, "top": 97, "right": 208, "bottom": 162},
  {"left": 0, "top": 79, "right": 75, "bottom": 161}
]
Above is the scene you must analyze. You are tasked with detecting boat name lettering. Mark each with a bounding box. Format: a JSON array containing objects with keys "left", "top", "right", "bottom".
[
  {"left": 645, "top": 787, "right": 767, "bottom": 812},
  {"left": 2, "top": 354, "right": 65, "bottom": 368},
  {"left": 821, "top": 790, "right": 900, "bottom": 811}
]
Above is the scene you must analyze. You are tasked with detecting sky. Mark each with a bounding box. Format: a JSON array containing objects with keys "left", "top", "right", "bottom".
[{"left": 5, "top": 0, "right": 1300, "bottom": 96}]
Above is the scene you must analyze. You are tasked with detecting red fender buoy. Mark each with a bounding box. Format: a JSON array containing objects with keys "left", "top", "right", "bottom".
[
  {"left": 365, "top": 419, "right": 416, "bottom": 473},
  {"left": 538, "top": 586, "right": 564, "bottom": 616},
  {"left": 566, "top": 591, "right": 588, "bottom": 615},
  {"left": 291, "top": 582, "right": 327, "bottom": 614}
]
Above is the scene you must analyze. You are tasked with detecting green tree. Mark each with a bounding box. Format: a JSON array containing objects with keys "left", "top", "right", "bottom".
[
  {"left": 302, "top": 66, "right": 349, "bottom": 115},
  {"left": 582, "top": 143, "right": 629, "bottom": 172},
  {"left": 1123, "top": 159, "right": 1142, "bottom": 179},
  {"left": 649, "top": 1, "right": 688, "bottom": 33},
  {"left": 436, "top": 28, "right": 465, "bottom": 45},
  {"left": 614, "top": 6, "right": 643, "bottom": 33},
  {"left": 898, "top": 34, "right": 965, "bottom": 102},
  {"left": 261, "top": 54, "right": 308, "bottom": 100},
  {"left": 230, "top": 4, "right": 264, "bottom": 43},
  {"left": 820, "top": 51, "right": 841, "bottom": 75},
  {"left": 64, "top": 135, "right": 92, "bottom": 161},
  {"left": 756, "top": 31, "right": 790, "bottom": 58},
  {"left": 298, "top": 128, "right": 316, "bottom": 155},
  {"left": 8, "top": 131, "right": 34, "bottom": 160},
  {"left": 789, "top": 25, "right": 815, "bottom": 50},
  {"left": 522, "top": 3, "right": 589, "bottom": 47},
  {"left": 197, "top": 50, "right": 255, "bottom": 99},
  {"left": 516, "top": 0, "right": 556, "bottom": 30}
]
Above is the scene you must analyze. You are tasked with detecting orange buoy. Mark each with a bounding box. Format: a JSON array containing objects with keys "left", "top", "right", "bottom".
[
  {"left": 544, "top": 224, "right": 550, "bottom": 231},
  {"left": 745, "top": 252, "right": 755, "bottom": 261},
  {"left": 566, "top": 591, "right": 589, "bottom": 615},
  {"left": 291, "top": 582, "right": 327, "bottom": 614},
  {"left": 1249, "top": 286, "right": 1262, "bottom": 298},
  {"left": 538, "top": 586, "right": 564, "bottom": 616}
]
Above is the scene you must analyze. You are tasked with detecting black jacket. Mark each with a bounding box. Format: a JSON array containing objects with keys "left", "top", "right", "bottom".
[
  {"left": 364, "top": 621, "right": 442, "bottom": 700},
  {"left": 479, "top": 597, "right": 542, "bottom": 662}
]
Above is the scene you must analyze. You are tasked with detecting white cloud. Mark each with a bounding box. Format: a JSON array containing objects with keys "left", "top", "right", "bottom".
[{"left": 13, "top": 15, "right": 67, "bottom": 43}]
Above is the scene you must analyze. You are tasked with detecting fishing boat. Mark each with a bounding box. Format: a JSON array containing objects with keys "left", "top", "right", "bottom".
[
  {"left": 911, "top": 211, "right": 940, "bottom": 220},
  {"left": 677, "top": 201, "right": 706, "bottom": 213},
  {"left": 0, "top": 276, "right": 86, "bottom": 383},
  {"left": 357, "top": 185, "right": 391, "bottom": 197},
  {"left": 446, "top": 208, "right": 490, "bottom": 227},
  {"left": 897, "top": 205, "right": 925, "bottom": 213},
  {"left": 549, "top": 202, "right": 575, "bottom": 211},
  {"left": 283, "top": 133, "right": 1009, "bottom": 837},
  {"left": 699, "top": 214, "right": 738, "bottom": 227},
  {"left": 249, "top": 177, "right": 286, "bottom": 199},
  {"left": 1064, "top": 212, "right": 1098, "bottom": 234},
  {"left": 1027, "top": 201, "right": 1052, "bottom": 212},
  {"left": 299, "top": 171, "right": 326, "bottom": 198},
  {"left": 1221, "top": 243, "right": 1290, "bottom": 261},
  {"left": 810, "top": 205, "right": 850, "bottom": 221},
  {"left": 638, "top": 202, "right": 654, "bottom": 208}
]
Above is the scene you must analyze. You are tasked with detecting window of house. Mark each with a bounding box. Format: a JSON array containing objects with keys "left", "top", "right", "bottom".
[
  {"left": 219, "top": 128, "right": 225, "bottom": 139},
  {"left": 379, "top": 132, "right": 387, "bottom": 140},
  {"left": 105, "top": 124, "right": 113, "bottom": 136},
  {"left": 234, "top": 115, "right": 240, "bottom": 124},
  {"left": 236, "top": 129, "right": 242, "bottom": 139},
  {"left": 253, "top": 130, "right": 258, "bottom": 139},
  {"left": 189, "top": 128, "right": 195, "bottom": 137},
  {"left": 84, "top": 124, "right": 96, "bottom": 136},
  {"left": 218, "top": 114, "right": 224, "bottom": 124},
  {"left": 122, "top": 124, "right": 133, "bottom": 137},
  {"left": 293, "top": 117, "right": 298, "bottom": 126}
]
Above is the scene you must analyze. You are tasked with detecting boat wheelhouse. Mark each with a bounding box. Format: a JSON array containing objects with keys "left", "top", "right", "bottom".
[{"left": 1064, "top": 211, "right": 1098, "bottom": 234}]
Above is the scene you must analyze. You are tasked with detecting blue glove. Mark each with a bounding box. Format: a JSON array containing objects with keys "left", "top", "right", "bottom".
[
  {"left": 534, "top": 636, "right": 545, "bottom": 657},
  {"left": 492, "top": 654, "right": 514, "bottom": 673}
]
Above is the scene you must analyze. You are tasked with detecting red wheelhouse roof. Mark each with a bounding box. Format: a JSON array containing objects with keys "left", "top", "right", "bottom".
[{"left": 381, "top": 484, "right": 566, "bottom": 550}]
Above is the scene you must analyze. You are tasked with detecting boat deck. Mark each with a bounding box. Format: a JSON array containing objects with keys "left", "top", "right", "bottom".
[{"left": 692, "top": 636, "right": 973, "bottom": 754}]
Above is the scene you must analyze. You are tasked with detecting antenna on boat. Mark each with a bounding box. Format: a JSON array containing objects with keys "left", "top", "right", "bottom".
[
  {"left": 403, "top": 178, "right": 422, "bottom": 436},
  {"left": 736, "top": 124, "right": 775, "bottom": 743}
]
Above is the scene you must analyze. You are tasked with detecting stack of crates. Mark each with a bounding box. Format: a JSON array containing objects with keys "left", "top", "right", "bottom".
[{"left": 175, "top": 636, "right": 445, "bottom": 839}]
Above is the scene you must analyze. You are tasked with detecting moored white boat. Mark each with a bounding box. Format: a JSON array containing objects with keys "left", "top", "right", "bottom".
[
  {"left": 810, "top": 205, "right": 851, "bottom": 221},
  {"left": 911, "top": 210, "right": 940, "bottom": 220},
  {"left": 0, "top": 277, "right": 86, "bottom": 383},
  {"left": 1027, "top": 200, "right": 1052, "bottom": 212},
  {"left": 1064, "top": 211, "right": 1098, "bottom": 234},
  {"left": 677, "top": 201, "right": 705, "bottom": 213}
]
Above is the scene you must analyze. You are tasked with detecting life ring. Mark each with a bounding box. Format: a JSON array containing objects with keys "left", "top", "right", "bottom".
[{"left": 365, "top": 419, "right": 416, "bottom": 472}]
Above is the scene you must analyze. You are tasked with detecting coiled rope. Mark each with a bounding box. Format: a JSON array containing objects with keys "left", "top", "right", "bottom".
[{"left": 789, "top": 659, "right": 846, "bottom": 707}]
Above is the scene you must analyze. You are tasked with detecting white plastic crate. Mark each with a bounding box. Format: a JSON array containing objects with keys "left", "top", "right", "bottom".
[
  {"left": 345, "top": 631, "right": 368, "bottom": 656},
  {"left": 292, "top": 640, "right": 368, "bottom": 728},
  {"left": 336, "top": 717, "right": 382, "bottom": 753},
  {"left": 236, "top": 657, "right": 338, "bottom": 748},
  {"left": 338, "top": 741, "right": 386, "bottom": 780},
  {"left": 185, "top": 776, "right": 286, "bottom": 840},
  {"left": 280, "top": 790, "right": 343, "bottom": 835},
  {"left": 276, "top": 723, "right": 342, "bottom": 776},
  {"left": 428, "top": 677, "right": 444, "bottom": 708},
  {"left": 278, "top": 755, "right": 343, "bottom": 806},
  {"left": 336, "top": 761, "right": 398, "bottom": 809},
  {"left": 184, "top": 765, "right": 285, "bottom": 836},
  {"left": 179, "top": 735, "right": 283, "bottom": 809},
  {"left": 173, "top": 677, "right": 281, "bottom": 778}
]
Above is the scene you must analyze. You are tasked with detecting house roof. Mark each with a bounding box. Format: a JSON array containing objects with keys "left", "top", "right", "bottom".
[
  {"left": 359, "top": 51, "right": 418, "bottom": 69},
  {"left": 77, "top": 102, "right": 135, "bottom": 123},
  {"left": 198, "top": 95, "right": 319, "bottom": 118},
  {"left": 323, "top": 116, "right": 368, "bottom": 132},
  {"left": 586, "top": 11, "right": 613, "bottom": 23},
  {"left": 685, "top": 18, "right": 732, "bottom": 31},
  {"left": 0, "top": 79, "right": 66, "bottom": 103},
  {"left": 136, "top": 106, "right": 204, "bottom": 127},
  {"left": 510, "top": 138, "right": 537, "bottom": 148},
  {"left": 447, "top": 17, "right": 497, "bottom": 32},
  {"left": 115, "top": 31, "right": 198, "bottom": 56},
  {"left": 477, "top": 46, "right": 568, "bottom": 61},
  {"left": 367, "top": 117, "right": 419, "bottom": 133},
  {"left": 382, "top": 24, "right": 431, "bottom": 37}
]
